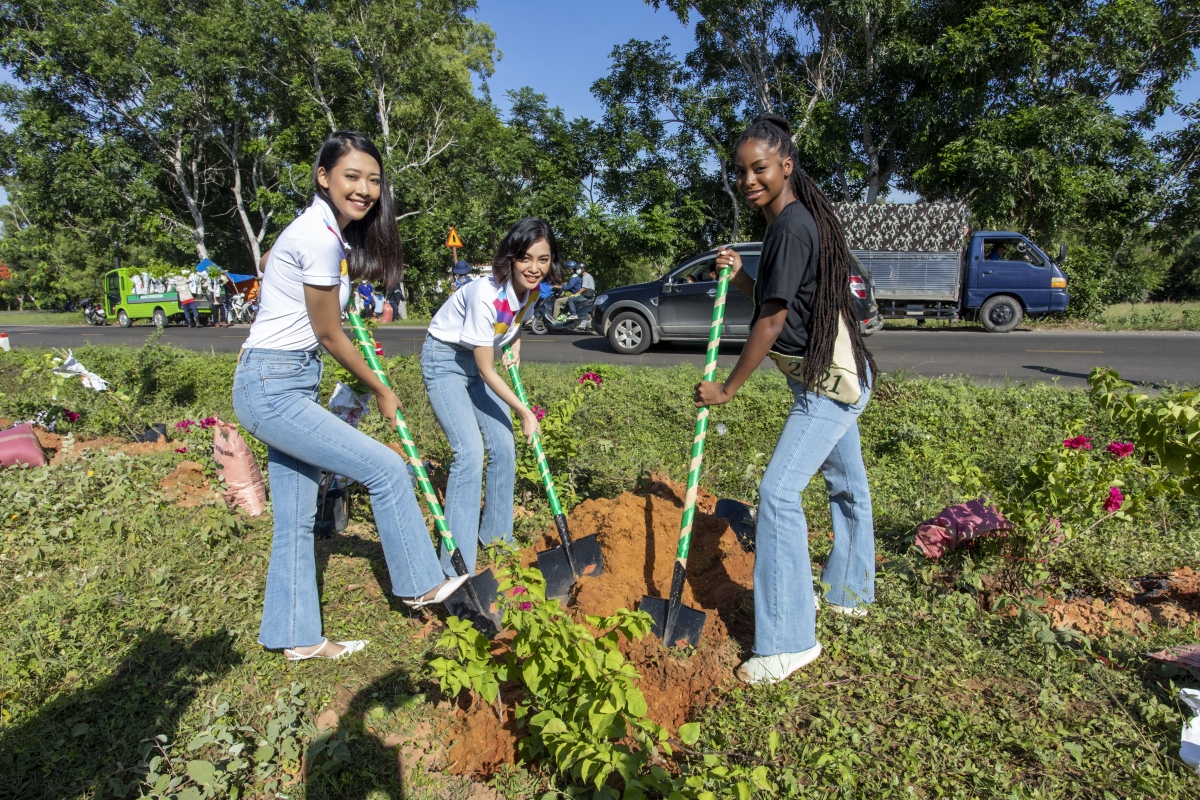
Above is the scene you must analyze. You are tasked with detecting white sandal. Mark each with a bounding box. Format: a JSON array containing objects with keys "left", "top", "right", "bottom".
[
  {"left": 402, "top": 574, "right": 471, "bottom": 609},
  {"left": 283, "top": 638, "right": 368, "bottom": 661}
]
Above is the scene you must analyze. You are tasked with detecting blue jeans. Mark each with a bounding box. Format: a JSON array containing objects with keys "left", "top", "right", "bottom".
[
  {"left": 232, "top": 348, "right": 443, "bottom": 650},
  {"left": 181, "top": 301, "right": 199, "bottom": 325},
  {"left": 420, "top": 335, "right": 515, "bottom": 577},
  {"left": 754, "top": 374, "right": 874, "bottom": 656}
]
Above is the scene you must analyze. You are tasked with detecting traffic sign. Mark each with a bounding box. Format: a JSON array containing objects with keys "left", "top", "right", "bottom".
[{"left": 445, "top": 227, "right": 463, "bottom": 248}]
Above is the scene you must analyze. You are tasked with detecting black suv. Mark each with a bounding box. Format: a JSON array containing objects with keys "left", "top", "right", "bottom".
[{"left": 592, "top": 243, "right": 883, "bottom": 355}]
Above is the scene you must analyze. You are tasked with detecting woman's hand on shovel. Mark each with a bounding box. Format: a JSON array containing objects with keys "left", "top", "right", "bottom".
[
  {"left": 518, "top": 407, "right": 542, "bottom": 444},
  {"left": 695, "top": 380, "right": 732, "bottom": 407}
]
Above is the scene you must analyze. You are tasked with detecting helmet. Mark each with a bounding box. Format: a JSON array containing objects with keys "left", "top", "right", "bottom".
[
  {"left": 577, "top": 262, "right": 587, "bottom": 271},
  {"left": 565, "top": 260, "right": 577, "bottom": 270}
]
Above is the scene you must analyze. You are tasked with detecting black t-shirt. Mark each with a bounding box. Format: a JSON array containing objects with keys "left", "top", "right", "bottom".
[{"left": 751, "top": 200, "right": 819, "bottom": 356}]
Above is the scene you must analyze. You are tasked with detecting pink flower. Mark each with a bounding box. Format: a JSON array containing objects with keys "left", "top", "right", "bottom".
[
  {"left": 199, "top": 416, "right": 218, "bottom": 430},
  {"left": 1106, "top": 442, "right": 1134, "bottom": 458},
  {"left": 175, "top": 419, "right": 195, "bottom": 432},
  {"left": 1102, "top": 486, "right": 1124, "bottom": 513},
  {"left": 1062, "top": 436, "right": 1092, "bottom": 450},
  {"left": 578, "top": 371, "right": 603, "bottom": 386},
  {"left": 512, "top": 586, "right": 528, "bottom": 595},
  {"left": 63, "top": 410, "right": 80, "bottom": 423},
  {"left": 174, "top": 446, "right": 188, "bottom": 454},
  {"left": 530, "top": 405, "right": 547, "bottom": 422},
  {"left": 518, "top": 602, "right": 533, "bottom": 612}
]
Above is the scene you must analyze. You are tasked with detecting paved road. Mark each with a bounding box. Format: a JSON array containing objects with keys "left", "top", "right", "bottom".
[{"left": 3, "top": 323, "right": 1198, "bottom": 388}]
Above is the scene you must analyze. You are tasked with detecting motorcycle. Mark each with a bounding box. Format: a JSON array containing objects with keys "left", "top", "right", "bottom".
[
  {"left": 229, "top": 294, "right": 257, "bottom": 325},
  {"left": 526, "top": 292, "right": 595, "bottom": 335},
  {"left": 80, "top": 298, "right": 107, "bottom": 326}
]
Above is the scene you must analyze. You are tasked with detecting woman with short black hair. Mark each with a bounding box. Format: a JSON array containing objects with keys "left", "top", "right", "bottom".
[{"left": 422, "top": 217, "right": 562, "bottom": 577}]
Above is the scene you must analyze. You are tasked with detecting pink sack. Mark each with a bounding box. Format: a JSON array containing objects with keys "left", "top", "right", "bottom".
[
  {"left": 915, "top": 499, "right": 1012, "bottom": 559},
  {"left": 212, "top": 419, "right": 267, "bottom": 516},
  {"left": 0, "top": 423, "right": 48, "bottom": 468},
  {"left": 380, "top": 302, "right": 394, "bottom": 322}
]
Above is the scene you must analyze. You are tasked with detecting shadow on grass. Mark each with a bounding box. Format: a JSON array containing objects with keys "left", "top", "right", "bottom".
[{"left": 0, "top": 629, "right": 240, "bottom": 800}]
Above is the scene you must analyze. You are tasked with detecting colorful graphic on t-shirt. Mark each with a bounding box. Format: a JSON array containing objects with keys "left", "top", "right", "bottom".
[{"left": 492, "top": 285, "right": 532, "bottom": 337}]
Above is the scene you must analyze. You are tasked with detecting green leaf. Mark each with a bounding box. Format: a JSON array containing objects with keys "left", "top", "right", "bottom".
[
  {"left": 678, "top": 722, "right": 701, "bottom": 746},
  {"left": 186, "top": 759, "right": 217, "bottom": 787}
]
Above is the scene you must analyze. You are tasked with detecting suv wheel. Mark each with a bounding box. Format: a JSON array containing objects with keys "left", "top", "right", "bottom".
[
  {"left": 608, "top": 311, "right": 651, "bottom": 355},
  {"left": 979, "top": 295, "right": 1023, "bottom": 333}
]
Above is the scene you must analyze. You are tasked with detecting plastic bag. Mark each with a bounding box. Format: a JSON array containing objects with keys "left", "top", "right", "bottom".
[
  {"left": 1182, "top": 688, "right": 1200, "bottom": 773},
  {"left": 51, "top": 349, "right": 108, "bottom": 391},
  {"left": 212, "top": 419, "right": 266, "bottom": 516}
]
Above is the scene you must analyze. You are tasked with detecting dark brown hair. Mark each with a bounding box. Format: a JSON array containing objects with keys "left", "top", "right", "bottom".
[
  {"left": 313, "top": 131, "right": 404, "bottom": 290},
  {"left": 491, "top": 217, "right": 563, "bottom": 286},
  {"left": 735, "top": 113, "right": 877, "bottom": 392}
]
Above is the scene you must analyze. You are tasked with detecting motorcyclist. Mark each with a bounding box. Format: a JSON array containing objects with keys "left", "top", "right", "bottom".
[
  {"left": 567, "top": 263, "right": 595, "bottom": 318},
  {"left": 553, "top": 263, "right": 583, "bottom": 320}
]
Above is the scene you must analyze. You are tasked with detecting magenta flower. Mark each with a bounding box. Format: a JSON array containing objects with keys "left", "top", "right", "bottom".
[
  {"left": 512, "top": 586, "right": 528, "bottom": 595},
  {"left": 174, "top": 446, "right": 188, "bottom": 454},
  {"left": 1102, "top": 486, "right": 1124, "bottom": 513},
  {"left": 518, "top": 602, "right": 533, "bottom": 612},
  {"left": 1106, "top": 441, "right": 1134, "bottom": 458},
  {"left": 578, "top": 371, "right": 603, "bottom": 386},
  {"left": 1062, "top": 436, "right": 1092, "bottom": 450},
  {"left": 63, "top": 410, "right": 80, "bottom": 423},
  {"left": 530, "top": 405, "right": 547, "bottom": 422},
  {"left": 175, "top": 419, "right": 196, "bottom": 432},
  {"left": 199, "top": 416, "right": 218, "bottom": 430}
]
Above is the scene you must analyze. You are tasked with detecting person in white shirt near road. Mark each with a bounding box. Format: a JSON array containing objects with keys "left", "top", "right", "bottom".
[
  {"left": 422, "top": 217, "right": 563, "bottom": 578},
  {"left": 232, "top": 131, "right": 461, "bottom": 663}
]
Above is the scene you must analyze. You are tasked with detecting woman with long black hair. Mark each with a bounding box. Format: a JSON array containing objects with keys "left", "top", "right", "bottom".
[
  {"left": 695, "top": 113, "right": 878, "bottom": 685},
  {"left": 234, "top": 131, "right": 465, "bottom": 662}
]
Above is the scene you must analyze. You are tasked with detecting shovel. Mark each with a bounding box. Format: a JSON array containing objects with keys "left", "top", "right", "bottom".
[
  {"left": 501, "top": 344, "right": 604, "bottom": 602},
  {"left": 641, "top": 259, "right": 732, "bottom": 649},
  {"left": 346, "top": 312, "right": 502, "bottom": 637}
]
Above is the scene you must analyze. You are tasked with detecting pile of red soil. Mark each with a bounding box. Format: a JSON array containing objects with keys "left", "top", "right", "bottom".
[
  {"left": 1048, "top": 567, "right": 1200, "bottom": 637},
  {"left": 444, "top": 474, "right": 755, "bottom": 778},
  {"left": 159, "top": 460, "right": 221, "bottom": 507}
]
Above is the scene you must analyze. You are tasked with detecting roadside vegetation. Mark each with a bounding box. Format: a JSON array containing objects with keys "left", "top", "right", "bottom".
[{"left": 1, "top": 342, "right": 1198, "bottom": 798}]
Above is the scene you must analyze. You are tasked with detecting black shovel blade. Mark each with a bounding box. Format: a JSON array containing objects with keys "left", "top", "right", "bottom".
[
  {"left": 640, "top": 596, "right": 707, "bottom": 650},
  {"left": 537, "top": 534, "right": 605, "bottom": 602},
  {"left": 443, "top": 569, "right": 503, "bottom": 638}
]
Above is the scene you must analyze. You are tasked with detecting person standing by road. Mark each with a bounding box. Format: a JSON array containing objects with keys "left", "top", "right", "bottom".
[
  {"left": 421, "top": 217, "right": 560, "bottom": 579},
  {"left": 172, "top": 273, "right": 200, "bottom": 328},
  {"left": 694, "top": 113, "right": 878, "bottom": 685},
  {"left": 450, "top": 260, "right": 473, "bottom": 292},
  {"left": 233, "top": 130, "right": 463, "bottom": 662}
]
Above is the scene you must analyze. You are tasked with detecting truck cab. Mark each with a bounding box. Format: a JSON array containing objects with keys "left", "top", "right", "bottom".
[{"left": 965, "top": 232, "right": 1069, "bottom": 332}]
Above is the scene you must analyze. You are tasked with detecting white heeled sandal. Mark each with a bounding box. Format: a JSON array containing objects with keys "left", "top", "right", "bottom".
[
  {"left": 402, "top": 574, "right": 470, "bottom": 609},
  {"left": 283, "top": 638, "right": 368, "bottom": 662}
]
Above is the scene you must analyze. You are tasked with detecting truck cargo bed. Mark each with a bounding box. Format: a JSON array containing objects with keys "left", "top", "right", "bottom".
[{"left": 853, "top": 250, "right": 961, "bottom": 302}]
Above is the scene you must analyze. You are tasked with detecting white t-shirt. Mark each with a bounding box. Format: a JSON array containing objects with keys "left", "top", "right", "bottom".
[
  {"left": 427, "top": 274, "right": 536, "bottom": 351},
  {"left": 243, "top": 196, "right": 352, "bottom": 351}
]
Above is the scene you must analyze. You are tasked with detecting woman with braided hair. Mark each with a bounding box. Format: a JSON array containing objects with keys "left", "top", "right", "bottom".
[{"left": 695, "top": 113, "right": 878, "bottom": 684}]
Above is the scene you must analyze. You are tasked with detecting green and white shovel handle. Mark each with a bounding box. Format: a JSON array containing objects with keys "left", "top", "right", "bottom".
[
  {"left": 345, "top": 311, "right": 458, "bottom": 556},
  {"left": 501, "top": 344, "right": 564, "bottom": 518},
  {"left": 676, "top": 261, "right": 732, "bottom": 565}
]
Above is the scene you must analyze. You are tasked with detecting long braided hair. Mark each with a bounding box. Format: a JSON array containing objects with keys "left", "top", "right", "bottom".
[{"left": 736, "top": 113, "right": 877, "bottom": 393}]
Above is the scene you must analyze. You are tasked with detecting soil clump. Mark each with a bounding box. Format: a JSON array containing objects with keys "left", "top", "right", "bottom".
[
  {"left": 158, "top": 460, "right": 221, "bottom": 507},
  {"left": 5, "top": 421, "right": 175, "bottom": 465},
  {"left": 446, "top": 474, "right": 755, "bottom": 778},
  {"left": 1048, "top": 567, "right": 1200, "bottom": 637}
]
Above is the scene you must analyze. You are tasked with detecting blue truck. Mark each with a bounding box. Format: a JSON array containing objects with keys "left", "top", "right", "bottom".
[{"left": 836, "top": 202, "right": 1069, "bottom": 332}]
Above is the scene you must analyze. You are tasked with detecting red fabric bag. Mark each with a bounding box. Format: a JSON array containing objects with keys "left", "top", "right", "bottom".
[
  {"left": 915, "top": 499, "right": 1012, "bottom": 559},
  {"left": 0, "top": 423, "right": 48, "bottom": 468}
]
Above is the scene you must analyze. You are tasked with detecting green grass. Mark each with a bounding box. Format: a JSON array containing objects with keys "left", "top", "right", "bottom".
[
  {"left": 1, "top": 345, "right": 1198, "bottom": 798},
  {"left": 0, "top": 310, "right": 87, "bottom": 326}
]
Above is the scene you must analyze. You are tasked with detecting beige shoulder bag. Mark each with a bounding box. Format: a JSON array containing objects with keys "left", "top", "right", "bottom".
[{"left": 767, "top": 314, "right": 863, "bottom": 405}]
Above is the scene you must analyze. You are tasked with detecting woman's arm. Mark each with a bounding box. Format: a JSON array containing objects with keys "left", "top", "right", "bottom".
[
  {"left": 474, "top": 342, "right": 540, "bottom": 444},
  {"left": 304, "top": 283, "right": 403, "bottom": 428},
  {"left": 694, "top": 299, "right": 788, "bottom": 407}
]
